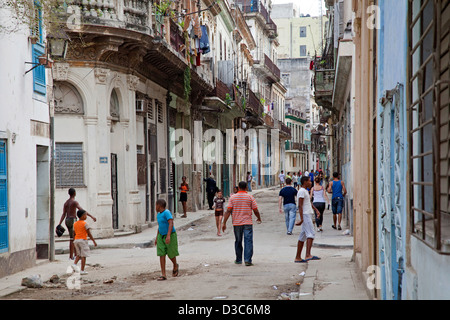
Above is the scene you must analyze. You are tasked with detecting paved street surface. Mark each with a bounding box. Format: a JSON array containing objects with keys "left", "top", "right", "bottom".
[{"left": 0, "top": 188, "right": 369, "bottom": 300}]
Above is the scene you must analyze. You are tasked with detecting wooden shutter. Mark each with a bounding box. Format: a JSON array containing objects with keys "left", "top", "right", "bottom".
[{"left": 0, "top": 140, "right": 8, "bottom": 253}]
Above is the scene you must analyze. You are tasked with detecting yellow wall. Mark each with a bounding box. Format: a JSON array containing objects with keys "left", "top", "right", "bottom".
[{"left": 274, "top": 16, "right": 328, "bottom": 59}]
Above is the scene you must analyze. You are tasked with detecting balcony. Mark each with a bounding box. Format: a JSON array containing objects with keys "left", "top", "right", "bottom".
[
  {"left": 59, "top": 0, "right": 214, "bottom": 100},
  {"left": 263, "top": 113, "right": 274, "bottom": 128},
  {"left": 279, "top": 121, "right": 291, "bottom": 140},
  {"left": 236, "top": 0, "right": 277, "bottom": 36},
  {"left": 253, "top": 54, "right": 280, "bottom": 83},
  {"left": 264, "top": 54, "right": 280, "bottom": 81},
  {"left": 169, "top": 19, "right": 185, "bottom": 57},
  {"left": 313, "top": 54, "right": 335, "bottom": 111},
  {"left": 65, "top": 0, "right": 152, "bottom": 34},
  {"left": 204, "top": 78, "right": 231, "bottom": 108}
]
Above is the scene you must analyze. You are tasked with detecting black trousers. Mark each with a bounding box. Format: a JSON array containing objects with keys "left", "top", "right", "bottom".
[
  {"left": 207, "top": 191, "right": 215, "bottom": 209},
  {"left": 313, "top": 202, "right": 326, "bottom": 227}
]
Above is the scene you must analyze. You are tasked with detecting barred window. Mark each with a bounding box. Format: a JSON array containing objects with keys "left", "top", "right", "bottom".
[
  {"left": 55, "top": 143, "right": 84, "bottom": 187},
  {"left": 408, "top": 0, "right": 449, "bottom": 253}
]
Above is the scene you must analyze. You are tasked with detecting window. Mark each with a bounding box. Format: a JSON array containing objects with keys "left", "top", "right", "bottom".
[
  {"left": 156, "top": 100, "right": 164, "bottom": 123},
  {"left": 110, "top": 89, "right": 120, "bottom": 120},
  {"left": 32, "top": 1, "right": 45, "bottom": 95},
  {"left": 300, "top": 45, "right": 307, "bottom": 57},
  {"left": 281, "top": 73, "right": 290, "bottom": 86},
  {"left": 300, "top": 26, "right": 307, "bottom": 38},
  {"left": 55, "top": 143, "right": 84, "bottom": 187},
  {"left": 408, "top": 0, "right": 449, "bottom": 253}
]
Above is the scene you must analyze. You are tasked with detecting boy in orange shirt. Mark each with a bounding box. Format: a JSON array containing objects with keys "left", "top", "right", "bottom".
[{"left": 72, "top": 209, "right": 97, "bottom": 275}]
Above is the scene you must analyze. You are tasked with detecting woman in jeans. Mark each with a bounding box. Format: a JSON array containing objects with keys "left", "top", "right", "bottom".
[{"left": 310, "top": 177, "right": 329, "bottom": 231}]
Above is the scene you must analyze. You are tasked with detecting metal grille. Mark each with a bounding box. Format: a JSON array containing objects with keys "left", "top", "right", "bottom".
[
  {"left": 408, "top": 0, "right": 450, "bottom": 253},
  {"left": 55, "top": 143, "right": 84, "bottom": 187}
]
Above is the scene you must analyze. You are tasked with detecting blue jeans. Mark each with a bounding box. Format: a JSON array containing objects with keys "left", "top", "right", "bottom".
[
  {"left": 332, "top": 197, "right": 344, "bottom": 214},
  {"left": 233, "top": 225, "right": 253, "bottom": 263},
  {"left": 283, "top": 203, "right": 297, "bottom": 233}
]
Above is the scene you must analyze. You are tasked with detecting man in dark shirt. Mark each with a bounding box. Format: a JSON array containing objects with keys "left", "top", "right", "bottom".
[
  {"left": 278, "top": 178, "right": 298, "bottom": 235},
  {"left": 59, "top": 188, "right": 96, "bottom": 260},
  {"left": 204, "top": 174, "right": 218, "bottom": 210}
]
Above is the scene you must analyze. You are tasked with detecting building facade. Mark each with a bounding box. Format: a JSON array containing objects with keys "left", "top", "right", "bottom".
[
  {"left": 272, "top": 3, "right": 328, "bottom": 59},
  {"left": 0, "top": 3, "right": 52, "bottom": 277}
]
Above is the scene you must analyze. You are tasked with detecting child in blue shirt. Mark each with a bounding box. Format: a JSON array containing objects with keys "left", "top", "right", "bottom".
[{"left": 154, "top": 199, "right": 179, "bottom": 281}]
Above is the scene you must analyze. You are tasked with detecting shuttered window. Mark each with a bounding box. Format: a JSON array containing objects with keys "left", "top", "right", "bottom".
[
  {"left": 0, "top": 140, "right": 8, "bottom": 253},
  {"left": 55, "top": 143, "right": 84, "bottom": 187},
  {"left": 32, "top": 1, "right": 46, "bottom": 95}
]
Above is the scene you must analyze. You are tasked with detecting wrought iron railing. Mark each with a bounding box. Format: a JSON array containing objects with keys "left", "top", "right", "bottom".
[{"left": 264, "top": 54, "right": 280, "bottom": 79}]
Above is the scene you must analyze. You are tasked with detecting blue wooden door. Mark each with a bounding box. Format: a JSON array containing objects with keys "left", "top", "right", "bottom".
[
  {"left": 0, "top": 140, "right": 8, "bottom": 253},
  {"left": 378, "top": 85, "right": 405, "bottom": 300}
]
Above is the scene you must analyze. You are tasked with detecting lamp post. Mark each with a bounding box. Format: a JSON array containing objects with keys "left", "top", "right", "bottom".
[
  {"left": 46, "top": 29, "right": 70, "bottom": 261},
  {"left": 47, "top": 29, "right": 70, "bottom": 59}
]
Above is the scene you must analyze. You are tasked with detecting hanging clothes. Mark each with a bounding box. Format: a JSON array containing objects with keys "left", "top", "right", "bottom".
[
  {"left": 199, "top": 25, "right": 210, "bottom": 54},
  {"left": 193, "top": 14, "right": 202, "bottom": 38}
]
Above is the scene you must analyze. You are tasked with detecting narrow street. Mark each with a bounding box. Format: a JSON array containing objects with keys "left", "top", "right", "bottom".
[{"left": 2, "top": 188, "right": 368, "bottom": 300}]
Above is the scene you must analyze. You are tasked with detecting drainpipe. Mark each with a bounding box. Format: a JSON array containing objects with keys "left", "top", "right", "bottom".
[
  {"left": 49, "top": 96, "right": 55, "bottom": 261},
  {"left": 166, "top": 91, "right": 173, "bottom": 213}
]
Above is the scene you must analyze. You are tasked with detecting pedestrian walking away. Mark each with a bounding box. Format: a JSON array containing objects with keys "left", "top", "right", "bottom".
[
  {"left": 309, "top": 169, "right": 315, "bottom": 187},
  {"left": 222, "top": 181, "right": 262, "bottom": 266},
  {"left": 292, "top": 172, "right": 298, "bottom": 189},
  {"left": 310, "top": 176, "right": 329, "bottom": 232},
  {"left": 278, "top": 177, "right": 298, "bottom": 235},
  {"left": 247, "top": 171, "right": 253, "bottom": 192},
  {"left": 279, "top": 170, "right": 286, "bottom": 188},
  {"left": 154, "top": 199, "right": 179, "bottom": 281},
  {"left": 204, "top": 174, "right": 218, "bottom": 210},
  {"left": 179, "top": 176, "right": 189, "bottom": 218},
  {"left": 58, "top": 188, "right": 96, "bottom": 260},
  {"left": 213, "top": 190, "right": 226, "bottom": 236},
  {"left": 71, "top": 209, "right": 97, "bottom": 275},
  {"left": 294, "top": 176, "right": 321, "bottom": 263},
  {"left": 327, "top": 172, "right": 347, "bottom": 230}
]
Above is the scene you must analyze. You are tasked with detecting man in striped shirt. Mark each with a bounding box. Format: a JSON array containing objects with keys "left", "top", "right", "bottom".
[{"left": 223, "top": 181, "right": 262, "bottom": 266}]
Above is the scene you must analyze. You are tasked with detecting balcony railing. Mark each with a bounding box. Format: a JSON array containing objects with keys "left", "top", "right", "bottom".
[
  {"left": 169, "top": 19, "right": 185, "bottom": 55},
  {"left": 209, "top": 79, "right": 231, "bottom": 102},
  {"left": 264, "top": 54, "right": 280, "bottom": 80},
  {"left": 237, "top": 0, "right": 277, "bottom": 34},
  {"left": 248, "top": 89, "right": 264, "bottom": 116},
  {"left": 279, "top": 121, "right": 291, "bottom": 138},
  {"left": 67, "top": 0, "right": 151, "bottom": 33},
  {"left": 314, "top": 54, "right": 335, "bottom": 97},
  {"left": 264, "top": 113, "right": 274, "bottom": 127}
]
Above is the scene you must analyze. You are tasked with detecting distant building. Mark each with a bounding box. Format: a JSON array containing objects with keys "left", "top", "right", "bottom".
[{"left": 272, "top": 3, "right": 328, "bottom": 59}]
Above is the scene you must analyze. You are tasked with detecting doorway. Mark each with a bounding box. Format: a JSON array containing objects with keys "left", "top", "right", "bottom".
[
  {"left": 36, "top": 146, "right": 49, "bottom": 259},
  {"left": 150, "top": 162, "right": 156, "bottom": 221},
  {"left": 111, "top": 153, "right": 119, "bottom": 229}
]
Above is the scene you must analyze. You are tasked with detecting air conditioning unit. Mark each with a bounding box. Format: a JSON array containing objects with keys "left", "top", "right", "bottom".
[{"left": 136, "top": 99, "right": 146, "bottom": 113}]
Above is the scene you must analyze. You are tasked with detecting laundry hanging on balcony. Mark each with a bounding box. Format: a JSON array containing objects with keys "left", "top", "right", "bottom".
[{"left": 199, "top": 25, "right": 210, "bottom": 54}]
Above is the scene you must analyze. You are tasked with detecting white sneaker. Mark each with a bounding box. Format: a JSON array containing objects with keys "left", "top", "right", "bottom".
[
  {"left": 80, "top": 270, "right": 88, "bottom": 275},
  {"left": 71, "top": 264, "right": 80, "bottom": 273}
]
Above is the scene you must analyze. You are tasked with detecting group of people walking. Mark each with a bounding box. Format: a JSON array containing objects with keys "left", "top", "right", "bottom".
[
  {"left": 278, "top": 172, "right": 347, "bottom": 262},
  {"left": 57, "top": 169, "right": 345, "bottom": 281}
]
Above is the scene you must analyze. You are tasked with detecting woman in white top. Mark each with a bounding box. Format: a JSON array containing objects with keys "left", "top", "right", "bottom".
[{"left": 310, "top": 176, "right": 329, "bottom": 231}]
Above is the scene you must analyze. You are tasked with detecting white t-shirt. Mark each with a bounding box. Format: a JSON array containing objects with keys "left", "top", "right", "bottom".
[
  {"left": 304, "top": 171, "right": 309, "bottom": 177},
  {"left": 298, "top": 187, "right": 314, "bottom": 215},
  {"left": 279, "top": 173, "right": 285, "bottom": 182}
]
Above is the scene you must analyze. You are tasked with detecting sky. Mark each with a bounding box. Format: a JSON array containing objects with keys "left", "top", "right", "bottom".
[{"left": 271, "top": 0, "right": 326, "bottom": 17}]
